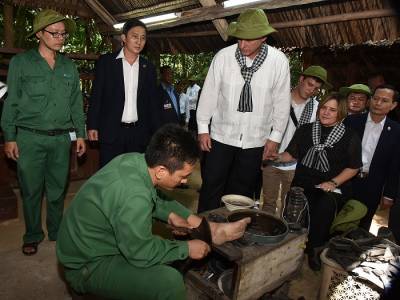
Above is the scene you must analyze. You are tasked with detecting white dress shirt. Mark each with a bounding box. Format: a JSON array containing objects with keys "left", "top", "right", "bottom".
[
  {"left": 196, "top": 44, "right": 291, "bottom": 148},
  {"left": 361, "top": 113, "right": 385, "bottom": 172},
  {"left": 179, "top": 92, "right": 189, "bottom": 116},
  {"left": 279, "top": 97, "right": 318, "bottom": 153},
  {"left": 117, "top": 49, "right": 139, "bottom": 123},
  {"left": 184, "top": 84, "right": 201, "bottom": 123},
  {"left": 0, "top": 81, "right": 7, "bottom": 99},
  {"left": 186, "top": 84, "right": 201, "bottom": 111}
]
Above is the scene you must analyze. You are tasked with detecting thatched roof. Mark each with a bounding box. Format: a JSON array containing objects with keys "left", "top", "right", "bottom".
[{"left": 8, "top": 0, "right": 400, "bottom": 54}]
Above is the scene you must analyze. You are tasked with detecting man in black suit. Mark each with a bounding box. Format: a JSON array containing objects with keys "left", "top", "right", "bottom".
[
  {"left": 344, "top": 85, "right": 400, "bottom": 231},
  {"left": 87, "top": 19, "right": 159, "bottom": 167},
  {"left": 158, "top": 66, "right": 183, "bottom": 125}
]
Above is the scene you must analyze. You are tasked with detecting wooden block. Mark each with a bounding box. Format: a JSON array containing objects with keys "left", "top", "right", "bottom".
[
  {"left": 187, "top": 208, "right": 308, "bottom": 300},
  {"left": 235, "top": 234, "right": 307, "bottom": 299}
]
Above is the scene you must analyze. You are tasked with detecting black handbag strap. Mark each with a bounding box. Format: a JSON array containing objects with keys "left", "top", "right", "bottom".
[{"left": 290, "top": 106, "right": 298, "bottom": 127}]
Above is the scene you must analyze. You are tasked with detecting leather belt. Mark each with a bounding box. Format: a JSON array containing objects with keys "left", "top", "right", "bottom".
[
  {"left": 120, "top": 122, "right": 137, "bottom": 128},
  {"left": 18, "top": 126, "right": 73, "bottom": 136},
  {"left": 357, "top": 171, "right": 369, "bottom": 179}
]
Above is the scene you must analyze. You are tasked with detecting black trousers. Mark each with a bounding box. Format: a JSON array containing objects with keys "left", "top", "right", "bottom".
[
  {"left": 352, "top": 176, "right": 382, "bottom": 231},
  {"left": 99, "top": 126, "right": 148, "bottom": 168},
  {"left": 305, "top": 188, "right": 345, "bottom": 249},
  {"left": 188, "top": 110, "right": 197, "bottom": 133},
  {"left": 389, "top": 199, "right": 400, "bottom": 244},
  {"left": 197, "top": 139, "right": 263, "bottom": 213}
]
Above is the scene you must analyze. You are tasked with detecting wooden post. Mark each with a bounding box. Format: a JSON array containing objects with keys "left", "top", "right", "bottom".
[
  {"left": 4, "top": 3, "right": 14, "bottom": 47},
  {"left": 199, "top": 0, "right": 229, "bottom": 41},
  {"left": 85, "top": 21, "right": 91, "bottom": 53}
]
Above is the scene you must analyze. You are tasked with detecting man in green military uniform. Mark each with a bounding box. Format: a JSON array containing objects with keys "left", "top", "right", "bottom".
[
  {"left": 1, "top": 9, "right": 86, "bottom": 255},
  {"left": 57, "top": 124, "right": 250, "bottom": 300}
]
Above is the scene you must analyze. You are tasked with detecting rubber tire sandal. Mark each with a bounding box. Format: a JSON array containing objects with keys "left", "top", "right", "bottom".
[{"left": 22, "top": 242, "right": 39, "bottom": 256}]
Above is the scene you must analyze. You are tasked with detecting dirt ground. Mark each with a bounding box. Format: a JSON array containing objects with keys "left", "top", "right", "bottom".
[{"left": 0, "top": 165, "right": 390, "bottom": 300}]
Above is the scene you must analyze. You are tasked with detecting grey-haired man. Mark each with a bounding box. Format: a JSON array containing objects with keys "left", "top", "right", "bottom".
[{"left": 196, "top": 9, "right": 291, "bottom": 212}]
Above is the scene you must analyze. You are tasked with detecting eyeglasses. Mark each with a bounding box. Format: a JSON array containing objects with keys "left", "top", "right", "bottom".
[{"left": 43, "top": 29, "right": 69, "bottom": 39}]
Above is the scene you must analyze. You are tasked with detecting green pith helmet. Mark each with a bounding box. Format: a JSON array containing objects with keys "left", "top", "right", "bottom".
[
  {"left": 339, "top": 84, "right": 372, "bottom": 97},
  {"left": 330, "top": 199, "right": 368, "bottom": 234},
  {"left": 27, "top": 9, "right": 76, "bottom": 38},
  {"left": 227, "top": 8, "right": 276, "bottom": 40},
  {"left": 302, "top": 65, "right": 332, "bottom": 90}
]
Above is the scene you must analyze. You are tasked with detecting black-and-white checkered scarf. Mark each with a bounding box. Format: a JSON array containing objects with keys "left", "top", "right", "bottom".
[
  {"left": 298, "top": 99, "right": 315, "bottom": 127},
  {"left": 301, "top": 120, "right": 346, "bottom": 172},
  {"left": 235, "top": 43, "right": 268, "bottom": 112}
]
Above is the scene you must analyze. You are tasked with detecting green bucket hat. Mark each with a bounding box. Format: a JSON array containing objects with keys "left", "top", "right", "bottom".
[
  {"left": 339, "top": 84, "right": 371, "bottom": 97},
  {"left": 302, "top": 65, "right": 332, "bottom": 89},
  {"left": 227, "top": 9, "right": 276, "bottom": 40},
  {"left": 27, "top": 9, "right": 76, "bottom": 38},
  {"left": 330, "top": 199, "right": 368, "bottom": 234}
]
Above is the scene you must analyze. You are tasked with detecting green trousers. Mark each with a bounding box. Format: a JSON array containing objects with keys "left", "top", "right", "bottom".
[
  {"left": 16, "top": 129, "right": 71, "bottom": 243},
  {"left": 65, "top": 255, "right": 186, "bottom": 300}
]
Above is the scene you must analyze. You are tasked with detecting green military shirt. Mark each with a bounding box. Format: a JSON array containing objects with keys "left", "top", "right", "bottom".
[
  {"left": 1, "top": 48, "right": 85, "bottom": 141},
  {"left": 56, "top": 153, "right": 191, "bottom": 270}
]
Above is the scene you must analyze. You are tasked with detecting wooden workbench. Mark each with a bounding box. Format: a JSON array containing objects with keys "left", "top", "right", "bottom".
[{"left": 185, "top": 208, "right": 308, "bottom": 300}]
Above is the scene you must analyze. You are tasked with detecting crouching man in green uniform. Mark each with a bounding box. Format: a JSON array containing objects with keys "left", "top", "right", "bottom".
[
  {"left": 1, "top": 9, "right": 86, "bottom": 255},
  {"left": 57, "top": 124, "right": 250, "bottom": 300}
]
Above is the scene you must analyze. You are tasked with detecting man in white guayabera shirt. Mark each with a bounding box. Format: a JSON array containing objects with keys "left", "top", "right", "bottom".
[
  {"left": 262, "top": 65, "right": 331, "bottom": 216},
  {"left": 196, "top": 8, "right": 291, "bottom": 213}
]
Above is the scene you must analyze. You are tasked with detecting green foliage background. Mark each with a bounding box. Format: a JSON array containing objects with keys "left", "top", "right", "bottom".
[
  {"left": 1, "top": 6, "right": 303, "bottom": 89},
  {"left": 0, "top": 6, "right": 111, "bottom": 72},
  {"left": 158, "top": 51, "right": 303, "bottom": 89},
  {"left": 159, "top": 52, "right": 215, "bottom": 85},
  {"left": 289, "top": 51, "right": 303, "bottom": 88}
]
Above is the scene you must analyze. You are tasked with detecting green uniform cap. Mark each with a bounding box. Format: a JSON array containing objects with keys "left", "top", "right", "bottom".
[
  {"left": 339, "top": 83, "right": 371, "bottom": 97},
  {"left": 330, "top": 199, "right": 368, "bottom": 234},
  {"left": 227, "top": 9, "right": 277, "bottom": 40},
  {"left": 302, "top": 65, "right": 332, "bottom": 89},
  {"left": 27, "top": 9, "right": 76, "bottom": 38}
]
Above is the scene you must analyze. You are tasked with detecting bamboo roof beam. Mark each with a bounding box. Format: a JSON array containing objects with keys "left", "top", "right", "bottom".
[
  {"left": 146, "top": 0, "right": 329, "bottom": 31},
  {"left": 149, "top": 30, "right": 219, "bottom": 38},
  {"left": 11, "top": 0, "right": 94, "bottom": 18},
  {"left": 84, "top": 0, "right": 116, "bottom": 26},
  {"left": 271, "top": 9, "right": 397, "bottom": 29},
  {"left": 150, "top": 9, "right": 397, "bottom": 35},
  {"left": 199, "top": 0, "right": 228, "bottom": 41},
  {"left": 114, "top": 0, "right": 199, "bottom": 20},
  {"left": 147, "top": 9, "right": 397, "bottom": 38}
]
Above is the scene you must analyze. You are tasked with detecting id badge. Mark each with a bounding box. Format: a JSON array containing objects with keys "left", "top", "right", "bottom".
[{"left": 69, "top": 131, "right": 77, "bottom": 141}]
